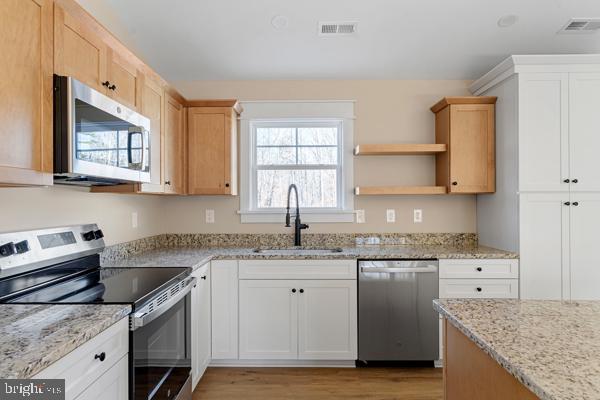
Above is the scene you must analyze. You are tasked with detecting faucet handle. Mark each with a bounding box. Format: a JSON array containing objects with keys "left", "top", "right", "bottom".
[{"left": 300, "top": 223, "right": 309, "bottom": 230}]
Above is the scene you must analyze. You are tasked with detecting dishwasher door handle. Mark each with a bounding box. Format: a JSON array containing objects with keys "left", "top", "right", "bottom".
[{"left": 360, "top": 266, "right": 438, "bottom": 273}]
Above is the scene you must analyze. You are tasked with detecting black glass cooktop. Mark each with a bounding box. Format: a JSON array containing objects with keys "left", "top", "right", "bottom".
[{"left": 0, "top": 255, "right": 189, "bottom": 309}]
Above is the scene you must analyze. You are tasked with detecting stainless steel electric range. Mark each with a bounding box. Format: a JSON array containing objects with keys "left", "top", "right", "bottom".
[{"left": 0, "top": 224, "right": 194, "bottom": 400}]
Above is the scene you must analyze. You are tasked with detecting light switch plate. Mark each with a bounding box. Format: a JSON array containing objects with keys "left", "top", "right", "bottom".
[
  {"left": 386, "top": 209, "right": 396, "bottom": 223},
  {"left": 355, "top": 209, "right": 365, "bottom": 224},
  {"left": 206, "top": 209, "right": 215, "bottom": 224},
  {"left": 414, "top": 209, "right": 423, "bottom": 223}
]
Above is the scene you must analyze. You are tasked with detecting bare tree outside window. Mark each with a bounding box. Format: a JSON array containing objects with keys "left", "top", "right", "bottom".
[{"left": 253, "top": 121, "right": 342, "bottom": 209}]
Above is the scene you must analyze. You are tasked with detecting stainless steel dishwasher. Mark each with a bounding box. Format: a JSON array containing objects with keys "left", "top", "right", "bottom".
[{"left": 358, "top": 259, "right": 439, "bottom": 362}]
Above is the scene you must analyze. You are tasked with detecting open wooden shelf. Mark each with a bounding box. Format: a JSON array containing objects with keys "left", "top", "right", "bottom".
[
  {"left": 355, "top": 186, "right": 447, "bottom": 195},
  {"left": 354, "top": 144, "right": 447, "bottom": 155}
]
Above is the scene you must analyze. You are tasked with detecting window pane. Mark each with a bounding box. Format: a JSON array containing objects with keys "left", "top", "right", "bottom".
[
  {"left": 256, "top": 127, "right": 295, "bottom": 146},
  {"left": 298, "top": 127, "right": 338, "bottom": 145},
  {"left": 256, "top": 147, "right": 296, "bottom": 165},
  {"left": 257, "top": 169, "right": 337, "bottom": 208},
  {"left": 298, "top": 147, "right": 337, "bottom": 165}
]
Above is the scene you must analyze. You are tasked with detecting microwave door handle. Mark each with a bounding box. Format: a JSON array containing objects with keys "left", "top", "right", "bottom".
[{"left": 127, "top": 128, "right": 143, "bottom": 169}]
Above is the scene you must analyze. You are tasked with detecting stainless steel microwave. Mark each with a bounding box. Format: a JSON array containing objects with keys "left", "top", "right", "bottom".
[{"left": 53, "top": 75, "right": 152, "bottom": 186}]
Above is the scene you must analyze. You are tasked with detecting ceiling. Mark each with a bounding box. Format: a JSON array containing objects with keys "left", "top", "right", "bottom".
[{"left": 78, "top": 0, "right": 600, "bottom": 81}]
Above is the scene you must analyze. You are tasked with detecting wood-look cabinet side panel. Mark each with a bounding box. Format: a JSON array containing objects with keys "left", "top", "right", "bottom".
[
  {"left": 435, "top": 107, "right": 450, "bottom": 188},
  {"left": 164, "top": 93, "right": 185, "bottom": 194},
  {"left": 0, "top": 0, "right": 53, "bottom": 186},
  {"left": 444, "top": 320, "right": 538, "bottom": 400},
  {"left": 139, "top": 75, "right": 164, "bottom": 192}
]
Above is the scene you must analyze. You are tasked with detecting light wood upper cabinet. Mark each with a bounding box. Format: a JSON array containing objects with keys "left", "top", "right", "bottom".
[
  {"left": 138, "top": 75, "right": 164, "bottom": 192},
  {"left": 106, "top": 49, "right": 142, "bottom": 111},
  {"left": 0, "top": 0, "right": 53, "bottom": 186},
  {"left": 187, "top": 102, "right": 240, "bottom": 195},
  {"left": 164, "top": 93, "right": 186, "bottom": 194},
  {"left": 54, "top": 2, "right": 108, "bottom": 93},
  {"left": 432, "top": 97, "right": 496, "bottom": 193}
]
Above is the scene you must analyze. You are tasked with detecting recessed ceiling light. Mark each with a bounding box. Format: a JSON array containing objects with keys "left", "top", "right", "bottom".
[
  {"left": 497, "top": 15, "right": 519, "bottom": 28},
  {"left": 271, "top": 15, "right": 289, "bottom": 31}
]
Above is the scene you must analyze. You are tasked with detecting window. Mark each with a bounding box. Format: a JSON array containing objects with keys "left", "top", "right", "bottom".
[{"left": 240, "top": 101, "right": 355, "bottom": 223}]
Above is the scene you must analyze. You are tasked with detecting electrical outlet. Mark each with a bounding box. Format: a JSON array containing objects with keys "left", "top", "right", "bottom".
[
  {"left": 414, "top": 209, "right": 423, "bottom": 223},
  {"left": 386, "top": 209, "right": 396, "bottom": 223},
  {"left": 355, "top": 209, "right": 365, "bottom": 224},
  {"left": 131, "top": 211, "right": 138, "bottom": 229},
  {"left": 206, "top": 209, "right": 215, "bottom": 224}
]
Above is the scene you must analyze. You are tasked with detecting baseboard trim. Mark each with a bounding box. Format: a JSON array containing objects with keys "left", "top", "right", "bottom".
[{"left": 209, "top": 359, "right": 356, "bottom": 368}]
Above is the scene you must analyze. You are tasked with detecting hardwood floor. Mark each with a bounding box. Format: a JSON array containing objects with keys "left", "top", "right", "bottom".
[{"left": 193, "top": 367, "right": 443, "bottom": 400}]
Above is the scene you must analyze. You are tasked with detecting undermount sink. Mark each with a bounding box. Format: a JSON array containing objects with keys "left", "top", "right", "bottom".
[{"left": 253, "top": 247, "right": 344, "bottom": 254}]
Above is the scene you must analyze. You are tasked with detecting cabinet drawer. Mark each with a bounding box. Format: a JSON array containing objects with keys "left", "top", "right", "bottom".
[
  {"left": 439, "top": 259, "right": 519, "bottom": 279},
  {"left": 239, "top": 260, "right": 356, "bottom": 280},
  {"left": 34, "top": 318, "right": 129, "bottom": 400},
  {"left": 439, "top": 279, "right": 519, "bottom": 299}
]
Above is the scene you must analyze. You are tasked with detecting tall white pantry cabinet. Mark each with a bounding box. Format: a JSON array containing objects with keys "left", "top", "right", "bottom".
[{"left": 473, "top": 55, "right": 600, "bottom": 301}]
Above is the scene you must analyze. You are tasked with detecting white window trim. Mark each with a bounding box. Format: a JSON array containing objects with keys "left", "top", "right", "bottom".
[{"left": 239, "top": 100, "right": 355, "bottom": 223}]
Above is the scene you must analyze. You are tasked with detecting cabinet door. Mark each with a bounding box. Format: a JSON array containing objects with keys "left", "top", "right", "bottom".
[
  {"left": 164, "top": 93, "right": 186, "bottom": 194},
  {"left": 54, "top": 4, "right": 108, "bottom": 93},
  {"left": 139, "top": 75, "right": 164, "bottom": 192},
  {"left": 187, "top": 107, "right": 237, "bottom": 195},
  {"left": 518, "top": 73, "right": 570, "bottom": 192},
  {"left": 191, "top": 264, "right": 211, "bottom": 388},
  {"left": 106, "top": 49, "right": 141, "bottom": 111},
  {"left": 211, "top": 260, "right": 238, "bottom": 360},
  {"left": 519, "top": 193, "right": 570, "bottom": 300},
  {"left": 239, "top": 280, "right": 298, "bottom": 360},
  {"left": 569, "top": 193, "right": 600, "bottom": 300},
  {"left": 569, "top": 73, "right": 600, "bottom": 192},
  {"left": 75, "top": 355, "right": 128, "bottom": 400},
  {"left": 297, "top": 280, "right": 357, "bottom": 360},
  {"left": 0, "top": 0, "right": 53, "bottom": 186},
  {"left": 448, "top": 104, "right": 495, "bottom": 193}
]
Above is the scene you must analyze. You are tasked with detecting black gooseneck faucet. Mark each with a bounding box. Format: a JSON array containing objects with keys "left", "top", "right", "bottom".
[{"left": 285, "top": 184, "right": 309, "bottom": 246}]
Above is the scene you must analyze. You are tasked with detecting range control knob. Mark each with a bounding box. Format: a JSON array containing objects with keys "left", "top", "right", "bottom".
[
  {"left": 94, "top": 230, "right": 104, "bottom": 240},
  {"left": 14, "top": 240, "right": 30, "bottom": 254},
  {"left": 0, "top": 242, "right": 17, "bottom": 257},
  {"left": 82, "top": 230, "right": 96, "bottom": 241}
]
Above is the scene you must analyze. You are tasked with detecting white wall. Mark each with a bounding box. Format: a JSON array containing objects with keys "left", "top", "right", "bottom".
[{"left": 0, "top": 186, "right": 163, "bottom": 246}]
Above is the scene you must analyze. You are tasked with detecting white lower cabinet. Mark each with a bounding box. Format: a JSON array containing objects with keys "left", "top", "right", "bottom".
[
  {"left": 239, "top": 280, "right": 298, "bottom": 359},
  {"left": 191, "top": 263, "right": 211, "bottom": 389},
  {"left": 297, "top": 280, "right": 357, "bottom": 360},
  {"left": 239, "top": 279, "right": 357, "bottom": 361},
  {"left": 74, "top": 355, "right": 128, "bottom": 400},
  {"left": 520, "top": 192, "right": 600, "bottom": 300},
  {"left": 33, "top": 318, "right": 129, "bottom": 400},
  {"left": 438, "top": 259, "right": 519, "bottom": 361}
]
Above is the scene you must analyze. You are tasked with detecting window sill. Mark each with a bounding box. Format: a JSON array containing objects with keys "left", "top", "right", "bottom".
[{"left": 238, "top": 210, "right": 355, "bottom": 224}]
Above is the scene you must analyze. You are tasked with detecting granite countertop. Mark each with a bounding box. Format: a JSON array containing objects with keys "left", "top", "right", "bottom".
[
  {"left": 434, "top": 299, "right": 600, "bottom": 400},
  {"left": 0, "top": 304, "right": 131, "bottom": 379},
  {"left": 102, "top": 244, "right": 517, "bottom": 270}
]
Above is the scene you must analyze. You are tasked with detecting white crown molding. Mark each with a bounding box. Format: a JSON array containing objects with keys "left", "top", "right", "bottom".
[{"left": 470, "top": 54, "right": 600, "bottom": 95}]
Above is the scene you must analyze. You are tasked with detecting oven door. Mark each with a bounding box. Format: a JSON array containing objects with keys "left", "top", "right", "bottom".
[
  {"left": 131, "top": 284, "right": 193, "bottom": 400},
  {"left": 59, "top": 76, "right": 151, "bottom": 183}
]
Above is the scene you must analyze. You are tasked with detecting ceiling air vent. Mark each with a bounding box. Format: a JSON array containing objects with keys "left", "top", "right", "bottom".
[
  {"left": 318, "top": 21, "right": 358, "bottom": 36},
  {"left": 558, "top": 18, "right": 600, "bottom": 34}
]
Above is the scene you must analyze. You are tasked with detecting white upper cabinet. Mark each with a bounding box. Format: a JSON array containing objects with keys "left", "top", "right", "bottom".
[
  {"left": 518, "top": 73, "right": 569, "bottom": 192},
  {"left": 569, "top": 73, "right": 600, "bottom": 192}
]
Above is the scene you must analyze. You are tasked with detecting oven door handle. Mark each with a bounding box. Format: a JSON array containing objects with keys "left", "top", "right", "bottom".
[{"left": 130, "top": 277, "right": 196, "bottom": 331}]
